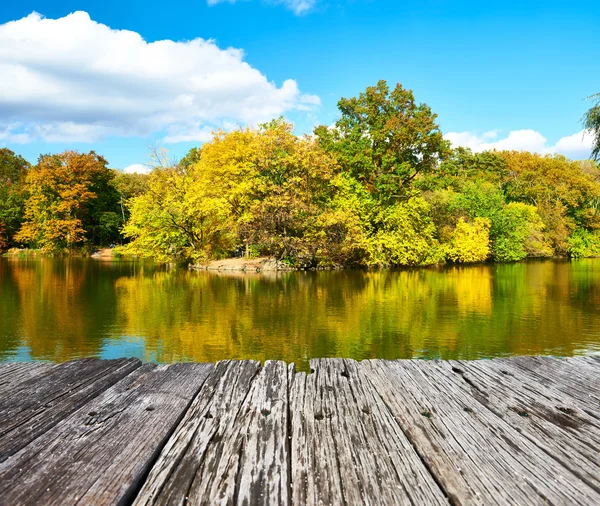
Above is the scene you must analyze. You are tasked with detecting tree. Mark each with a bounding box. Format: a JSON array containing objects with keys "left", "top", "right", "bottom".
[
  {"left": 498, "top": 151, "right": 600, "bottom": 252},
  {"left": 83, "top": 165, "right": 121, "bottom": 245},
  {"left": 122, "top": 147, "right": 240, "bottom": 264},
  {"left": 315, "top": 80, "right": 449, "bottom": 200},
  {"left": 0, "top": 148, "right": 30, "bottom": 249},
  {"left": 583, "top": 93, "right": 600, "bottom": 161},
  {"left": 246, "top": 119, "right": 337, "bottom": 266},
  {"left": 111, "top": 171, "right": 150, "bottom": 223},
  {"left": 416, "top": 147, "right": 507, "bottom": 192},
  {"left": 15, "top": 151, "right": 111, "bottom": 251},
  {"left": 123, "top": 120, "right": 341, "bottom": 266}
]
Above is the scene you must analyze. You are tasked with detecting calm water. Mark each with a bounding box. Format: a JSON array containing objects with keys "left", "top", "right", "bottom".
[{"left": 1, "top": 257, "right": 600, "bottom": 370}]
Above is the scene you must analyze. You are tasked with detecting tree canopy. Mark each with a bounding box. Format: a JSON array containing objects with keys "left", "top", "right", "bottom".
[
  {"left": 583, "top": 93, "right": 600, "bottom": 161},
  {"left": 3, "top": 81, "right": 600, "bottom": 265},
  {"left": 315, "top": 80, "right": 449, "bottom": 201}
]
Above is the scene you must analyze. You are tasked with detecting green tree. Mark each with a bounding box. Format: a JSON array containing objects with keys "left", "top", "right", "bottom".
[
  {"left": 0, "top": 148, "right": 30, "bottom": 250},
  {"left": 566, "top": 228, "right": 600, "bottom": 258},
  {"left": 492, "top": 202, "right": 551, "bottom": 261},
  {"left": 416, "top": 147, "right": 507, "bottom": 192},
  {"left": 583, "top": 93, "right": 600, "bottom": 160},
  {"left": 83, "top": 166, "right": 122, "bottom": 246},
  {"left": 430, "top": 182, "right": 551, "bottom": 262},
  {"left": 315, "top": 80, "right": 449, "bottom": 200}
]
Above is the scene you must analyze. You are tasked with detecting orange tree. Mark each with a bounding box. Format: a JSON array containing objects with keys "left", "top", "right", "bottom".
[{"left": 15, "top": 151, "right": 115, "bottom": 251}]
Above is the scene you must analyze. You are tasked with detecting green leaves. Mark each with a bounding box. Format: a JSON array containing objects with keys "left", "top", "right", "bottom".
[
  {"left": 583, "top": 93, "right": 600, "bottom": 161},
  {"left": 316, "top": 80, "right": 449, "bottom": 201}
]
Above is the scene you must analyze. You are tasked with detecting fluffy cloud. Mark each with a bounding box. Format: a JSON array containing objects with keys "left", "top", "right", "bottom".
[
  {"left": 0, "top": 12, "right": 320, "bottom": 144},
  {"left": 445, "top": 129, "right": 594, "bottom": 160},
  {"left": 207, "top": 0, "right": 317, "bottom": 15},
  {"left": 123, "top": 164, "right": 152, "bottom": 174}
]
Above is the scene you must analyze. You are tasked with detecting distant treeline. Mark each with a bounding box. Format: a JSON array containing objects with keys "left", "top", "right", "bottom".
[{"left": 2, "top": 80, "right": 600, "bottom": 267}]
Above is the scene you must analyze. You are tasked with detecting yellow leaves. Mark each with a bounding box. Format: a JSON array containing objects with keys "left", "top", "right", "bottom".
[
  {"left": 445, "top": 218, "right": 491, "bottom": 263},
  {"left": 369, "top": 196, "right": 442, "bottom": 266}
]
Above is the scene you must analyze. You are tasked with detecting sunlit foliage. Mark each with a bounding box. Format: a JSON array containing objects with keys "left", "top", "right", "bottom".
[
  {"left": 314, "top": 80, "right": 449, "bottom": 201},
  {"left": 445, "top": 218, "right": 491, "bottom": 263},
  {"left": 15, "top": 151, "right": 117, "bottom": 251},
  {"left": 4, "top": 82, "right": 600, "bottom": 265}
]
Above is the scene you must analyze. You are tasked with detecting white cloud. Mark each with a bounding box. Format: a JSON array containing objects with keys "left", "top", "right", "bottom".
[
  {"left": 207, "top": 0, "right": 317, "bottom": 15},
  {"left": 445, "top": 129, "right": 594, "bottom": 160},
  {"left": 0, "top": 12, "right": 320, "bottom": 144},
  {"left": 122, "top": 164, "right": 151, "bottom": 174}
]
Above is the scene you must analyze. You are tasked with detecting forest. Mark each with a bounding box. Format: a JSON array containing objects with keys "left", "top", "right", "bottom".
[{"left": 2, "top": 81, "right": 600, "bottom": 268}]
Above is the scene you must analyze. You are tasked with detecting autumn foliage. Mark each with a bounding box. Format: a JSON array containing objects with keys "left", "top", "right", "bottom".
[{"left": 5, "top": 81, "right": 600, "bottom": 265}]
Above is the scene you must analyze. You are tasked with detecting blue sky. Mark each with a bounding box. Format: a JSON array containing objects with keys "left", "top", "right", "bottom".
[{"left": 0, "top": 0, "right": 598, "bottom": 170}]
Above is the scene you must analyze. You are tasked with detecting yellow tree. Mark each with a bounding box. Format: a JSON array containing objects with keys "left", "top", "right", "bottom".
[
  {"left": 246, "top": 119, "right": 337, "bottom": 265},
  {"left": 498, "top": 151, "right": 600, "bottom": 252},
  {"left": 123, "top": 164, "right": 235, "bottom": 264},
  {"left": 123, "top": 121, "right": 340, "bottom": 266},
  {"left": 15, "top": 151, "right": 107, "bottom": 251}
]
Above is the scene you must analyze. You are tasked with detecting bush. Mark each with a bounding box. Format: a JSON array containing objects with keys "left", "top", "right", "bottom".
[
  {"left": 370, "top": 196, "right": 443, "bottom": 266},
  {"left": 445, "top": 218, "right": 491, "bottom": 263},
  {"left": 492, "top": 203, "right": 552, "bottom": 261},
  {"left": 567, "top": 228, "right": 600, "bottom": 258}
]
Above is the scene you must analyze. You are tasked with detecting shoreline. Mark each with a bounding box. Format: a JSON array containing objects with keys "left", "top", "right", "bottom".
[{"left": 1, "top": 247, "right": 586, "bottom": 273}]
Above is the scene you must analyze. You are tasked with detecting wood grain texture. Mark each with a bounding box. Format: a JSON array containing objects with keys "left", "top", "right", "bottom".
[
  {"left": 0, "top": 358, "right": 140, "bottom": 462},
  {"left": 0, "top": 362, "right": 54, "bottom": 393},
  {"left": 133, "top": 360, "right": 262, "bottom": 506},
  {"left": 360, "top": 359, "right": 600, "bottom": 505},
  {"left": 0, "top": 362, "right": 212, "bottom": 506},
  {"left": 493, "top": 356, "right": 600, "bottom": 418},
  {"left": 290, "top": 358, "right": 448, "bottom": 506},
  {"left": 446, "top": 358, "right": 600, "bottom": 493},
  {"left": 0, "top": 357, "right": 598, "bottom": 505}
]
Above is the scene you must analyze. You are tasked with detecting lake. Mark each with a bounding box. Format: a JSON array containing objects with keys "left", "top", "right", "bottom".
[{"left": 1, "top": 257, "right": 599, "bottom": 370}]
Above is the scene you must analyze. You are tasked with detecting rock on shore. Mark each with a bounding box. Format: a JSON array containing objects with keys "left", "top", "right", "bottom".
[{"left": 191, "top": 257, "right": 296, "bottom": 272}]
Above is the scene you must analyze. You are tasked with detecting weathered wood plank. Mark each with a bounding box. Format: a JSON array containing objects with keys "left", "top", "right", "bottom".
[
  {"left": 0, "top": 357, "right": 598, "bottom": 505},
  {"left": 361, "top": 359, "right": 600, "bottom": 505},
  {"left": 290, "top": 359, "right": 448, "bottom": 506},
  {"left": 233, "top": 360, "right": 289, "bottom": 506},
  {"left": 492, "top": 356, "right": 600, "bottom": 418},
  {"left": 133, "top": 360, "right": 263, "bottom": 506},
  {"left": 0, "top": 362, "right": 54, "bottom": 393},
  {"left": 288, "top": 362, "right": 343, "bottom": 505},
  {"left": 0, "top": 358, "right": 141, "bottom": 462},
  {"left": 515, "top": 356, "right": 600, "bottom": 393},
  {"left": 0, "top": 362, "right": 212, "bottom": 506},
  {"left": 438, "top": 359, "right": 600, "bottom": 494}
]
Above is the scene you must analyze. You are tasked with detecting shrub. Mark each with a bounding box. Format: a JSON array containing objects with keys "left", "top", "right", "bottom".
[
  {"left": 445, "top": 217, "right": 491, "bottom": 263},
  {"left": 567, "top": 228, "right": 600, "bottom": 258}
]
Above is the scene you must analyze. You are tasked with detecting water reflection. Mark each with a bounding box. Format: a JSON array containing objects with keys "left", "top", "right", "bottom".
[{"left": 1, "top": 257, "right": 599, "bottom": 370}]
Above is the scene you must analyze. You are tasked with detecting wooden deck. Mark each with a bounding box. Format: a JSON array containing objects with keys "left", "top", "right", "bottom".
[{"left": 0, "top": 356, "right": 599, "bottom": 505}]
